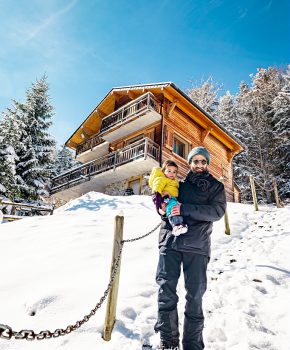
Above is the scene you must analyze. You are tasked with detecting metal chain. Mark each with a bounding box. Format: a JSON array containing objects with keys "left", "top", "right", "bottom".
[
  {"left": 0, "top": 221, "right": 161, "bottom": 341},
  {"left": 0, "top": 242, "right": 124, "bottom": 341},
  {"left": 122, "top": 222, "right": 161, "bottom": 243}
]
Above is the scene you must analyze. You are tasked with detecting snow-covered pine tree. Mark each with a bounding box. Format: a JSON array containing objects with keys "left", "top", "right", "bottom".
[
  {"left": 187, "top": 76, "right": 221, "bottom": 115},
  {"left": 216, "top": 91, "right": 237, "bottom": 134},
  {"left": 19, "top": 75, "right": 56, "bottom": 198},
  {"left": 0, "top": 136, "right": 17, "bottom": 198},
  {"left": 271, "top": 65, "right": 290, "bottom": 200},
  {"left": 0, "top": 102, "right": 27, "bottom": 199},
  {"left": 233, "top": 68, "right": 285, "bottom": 203},
  {"left": 52, "top": 146, "right": 78, "bottom": 176}
]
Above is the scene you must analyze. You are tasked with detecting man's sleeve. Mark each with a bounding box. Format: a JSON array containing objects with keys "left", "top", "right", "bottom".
[{"left": 180, "top": 182, "right": 227, "bottom": 222}]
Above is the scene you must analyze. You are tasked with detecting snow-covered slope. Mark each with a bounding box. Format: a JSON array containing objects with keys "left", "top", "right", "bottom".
[{"left": 0, "top": 192, "right": 289, "bottom": 350}]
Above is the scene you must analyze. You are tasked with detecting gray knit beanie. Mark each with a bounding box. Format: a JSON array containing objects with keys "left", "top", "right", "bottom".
[{"left": 188, "top": 146, "right": 211, "bottom": 165}]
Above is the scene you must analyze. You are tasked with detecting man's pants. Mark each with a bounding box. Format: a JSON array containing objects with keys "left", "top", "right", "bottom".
[{"left": 154, "top": 249, "right": 208, "bottom": 350}]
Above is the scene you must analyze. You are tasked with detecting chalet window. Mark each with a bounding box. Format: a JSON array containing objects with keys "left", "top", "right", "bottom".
[
  {"left": 173, "top": 135, "right": 189, "bottom": 159},
  {"left": 126, "top": 134, "right": 144, "bottom": 145}
]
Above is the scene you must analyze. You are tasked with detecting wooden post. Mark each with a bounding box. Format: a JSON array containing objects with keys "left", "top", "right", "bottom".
[
  {"left": 224, "top": 209, "right": 230, "bottom": 236},
  {"left": 103, "top": 215, "right": 124, "bottom": 341},
  {"left": 249, "top": 175, "right": 259, "bottom": 211},
  {"left": 220, "top": 177, "right": 230, "bottom": 235},
  {"left": 273, "top": 178, "right": 283, "bottom": 208}
]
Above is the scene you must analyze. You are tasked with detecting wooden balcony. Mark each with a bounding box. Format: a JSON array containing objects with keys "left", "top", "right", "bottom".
[
  {"left": 99, "top": 92, "right": 161, "bottom": 142},
  {"left": 76, "top": 134, "right": 109, "bottom": 163},
  {"left": 50, "top": 137, "right": 160, "bottom": 201}
]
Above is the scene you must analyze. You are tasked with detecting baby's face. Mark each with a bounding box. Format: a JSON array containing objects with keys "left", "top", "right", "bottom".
[{"left": 164, "top": 166, "right": 178, "bottom": 179}]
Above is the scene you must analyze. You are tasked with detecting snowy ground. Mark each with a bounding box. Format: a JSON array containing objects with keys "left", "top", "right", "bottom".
[{"left": 0, "top": 192, "right": 289, "bottom": 350}]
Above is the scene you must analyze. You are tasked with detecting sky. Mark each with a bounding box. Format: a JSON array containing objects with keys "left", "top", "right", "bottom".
[
  {"left": 0, "top": 192, "right": 289, "bottom": 349},
  {"left": 0, "top": 0, "right": 289, "bottom": 146}
]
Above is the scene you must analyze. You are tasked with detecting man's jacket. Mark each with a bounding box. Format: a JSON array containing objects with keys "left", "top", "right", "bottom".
[
  {"left": 149, "top": 167, "right": 179, "bottom": 197},
  {"left": 158, "top": 171, "right": 226, "bottom": 257}
]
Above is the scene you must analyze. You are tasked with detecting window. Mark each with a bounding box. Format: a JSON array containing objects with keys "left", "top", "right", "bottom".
[
  {"left": 126, "top": 134, "right": 144, "bottom": 145},
  {"left": 128, "top": 177, "right": 142, "bottom": 195},
  {"left": 173, "top": 135, "right": 188, "bottom": 159}
]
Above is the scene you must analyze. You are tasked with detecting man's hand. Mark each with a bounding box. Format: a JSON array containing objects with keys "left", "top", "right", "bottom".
[{"left": 171, "top": 204, "right": 181, "bottom": 216}]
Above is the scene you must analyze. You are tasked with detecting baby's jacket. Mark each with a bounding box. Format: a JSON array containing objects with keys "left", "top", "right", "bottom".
[{"left": 149, "top": 167, "right": 179, "bottom": 197}]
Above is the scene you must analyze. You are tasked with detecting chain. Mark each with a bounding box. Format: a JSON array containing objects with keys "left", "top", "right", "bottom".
[
  {"left": 0, "top": 221, "right": 162, "bottom": 341},
  {"left": 122, "top": 222, "right": 161, "bottom": 243},
  {"left": 0, "top": 242, "right": 124, "bottom": 341}
]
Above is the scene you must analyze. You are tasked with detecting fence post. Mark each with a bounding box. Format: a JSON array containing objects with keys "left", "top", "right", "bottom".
[
  {"left": 273, "top": 178, "right": 283, "bottom": 208},
  {"left": 220, "top": 177, "right": 230, "bottom": 235},
  {"left": 103, "top": 214, "right": 124, "bottom": 341},
  {"left": 249, "top": 175, "right": 259, "bottom": 211}
]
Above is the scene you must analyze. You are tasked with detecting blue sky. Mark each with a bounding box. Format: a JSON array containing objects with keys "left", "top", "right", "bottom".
[{"left": 0, "top": 0, "right": 289, "bottom": 146}]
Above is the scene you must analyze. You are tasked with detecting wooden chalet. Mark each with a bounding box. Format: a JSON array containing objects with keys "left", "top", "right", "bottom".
[{"left": 50, "top": 82, "right": 243, "bottom": 202}]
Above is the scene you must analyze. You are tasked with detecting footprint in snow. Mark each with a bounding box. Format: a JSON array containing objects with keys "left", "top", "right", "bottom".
[
  {"left": 121, "top": 306, "right": 138, "bottom": 320},
  {"left": 25, "top": 295, "right": 58, "bottom": 316}
]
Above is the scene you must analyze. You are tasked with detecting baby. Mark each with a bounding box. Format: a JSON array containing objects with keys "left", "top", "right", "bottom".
[{"left": 149, "top": 160, "right": 187, "bottom": 236}]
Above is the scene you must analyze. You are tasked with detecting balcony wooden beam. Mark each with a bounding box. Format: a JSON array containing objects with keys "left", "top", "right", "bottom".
[
  {"left": 81, "top": 125, "right": 95, "bottom": 137},
  {"left": 67, "top": 140, "right": 78, "bottom": 148},
  {"left": 201, "top": 127, "right": 212, "bottom": 142},
  {"left": 168, "top": 99, "right": 178, "bottom": 117},
  {"left": 96, "top": 108, "right": 106, "bottom": 118},
  {"left": 128, "top": 91, "right": 138, "bottom": 100},
  {"left": 227, "top": 150, "right": 236, "bottom": 162}
]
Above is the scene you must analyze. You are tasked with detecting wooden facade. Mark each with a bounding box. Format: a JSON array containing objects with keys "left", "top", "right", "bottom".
[{"left": 51, "top": 83, "right": 243, "bottom": 202}]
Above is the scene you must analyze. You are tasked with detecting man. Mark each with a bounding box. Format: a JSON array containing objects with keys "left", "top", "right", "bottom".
[{"left": 154, "top": 146, "right": 227, "bottom": 350}]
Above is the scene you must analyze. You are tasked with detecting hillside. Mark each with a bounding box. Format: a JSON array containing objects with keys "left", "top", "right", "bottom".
[{"left": 0, "top": 192, "right": 289, "bottom": 350}]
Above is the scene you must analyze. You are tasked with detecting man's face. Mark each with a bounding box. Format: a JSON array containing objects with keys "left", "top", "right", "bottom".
[{"left": 190, "top": 155, "right": 208, "bottom": 173}]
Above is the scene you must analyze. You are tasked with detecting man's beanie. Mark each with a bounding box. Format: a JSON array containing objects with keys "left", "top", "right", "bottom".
[{"left": 188, "top": 146, "right": 211, "bottom": 165}]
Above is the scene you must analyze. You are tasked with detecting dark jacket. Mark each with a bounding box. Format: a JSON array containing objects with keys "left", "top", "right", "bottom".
[{"left": 158, "top": 171, "right": 226, "bottom": 257}]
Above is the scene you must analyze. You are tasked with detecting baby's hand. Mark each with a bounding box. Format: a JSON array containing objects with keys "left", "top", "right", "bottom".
[
  {"left": 161, "top": 203, "right": 167, "bottom": 212},
  {"left": 158, "top": 208, "right": 166, "bottom": 215}
]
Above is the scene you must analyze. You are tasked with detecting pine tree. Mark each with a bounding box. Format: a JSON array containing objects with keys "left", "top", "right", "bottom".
[
  {"left": 0, "top": 102, "right": 27, "bottom": 199},
  {"left": 232, "top": 68, "right": 287, "bottom": 203},
  {"left": 187, "top": 76, "right": 221, "bottom": 115},
  {"left": 52, "top": 146, "right": 78, "bottom": 176},
  {"left": 271, "top": 65, "right": 290, "bottom": 199},
  {"left": 216, "top": 91, "right": 237, "bottom": 134},
  {"left": 19, "top": 75, "right": 56, "bottom": 198},
  {"left": 0, "top": 137, "right": 17, "bottom": 198}
]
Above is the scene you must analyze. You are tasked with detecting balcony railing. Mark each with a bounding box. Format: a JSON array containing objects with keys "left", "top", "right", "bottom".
[
  {"left": 51, "top": 137, "right": 160, "bottom": 194},
  {"left": 76, "top": 134, "right": 105, "bottom": 156},
  {"left": 100, "top": 92, "right": 160, "bottom": 134}
]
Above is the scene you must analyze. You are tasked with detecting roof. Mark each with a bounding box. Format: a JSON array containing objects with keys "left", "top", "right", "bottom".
[{"left": 65, "top": 81, "right": 244, "bottom": 151}]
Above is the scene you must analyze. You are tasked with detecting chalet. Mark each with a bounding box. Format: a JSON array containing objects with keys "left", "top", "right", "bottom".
[{"left": 50, "top": 82, "right": 243, "bottom": 202}]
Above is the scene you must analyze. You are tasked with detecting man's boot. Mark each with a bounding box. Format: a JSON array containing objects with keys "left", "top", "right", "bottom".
[
  {"left": 160, "top": 337, "right": 180, "bottom": 349},
  {"left": 155, "top": 309, "right": 180, "bottom": 350},
  {"left": 182, "top": 316, "right": 205, "bottom": 350}
]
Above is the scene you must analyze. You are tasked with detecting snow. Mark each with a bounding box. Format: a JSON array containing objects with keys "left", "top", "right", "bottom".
[{"left": 0, "top": 192, "right": 289, "bottom": 350}]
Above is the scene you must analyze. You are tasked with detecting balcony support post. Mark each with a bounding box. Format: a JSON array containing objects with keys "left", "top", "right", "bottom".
[
  {"left": 113, "top": 151, "right": 117, "bottom": 171},
  {"left": 144, "top": 137, "right": 148, "bottom": 160}
]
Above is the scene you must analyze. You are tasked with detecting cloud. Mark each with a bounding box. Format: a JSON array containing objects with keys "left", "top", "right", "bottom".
[
  {"left": 25, "top": 0, "right": 77, "bottom": 41},
  {"left": 239, "top": 8, "right": 248, "bottom": 19},
  {"left": 264, "top": 0, "right": 272, "bottom": 11}
]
